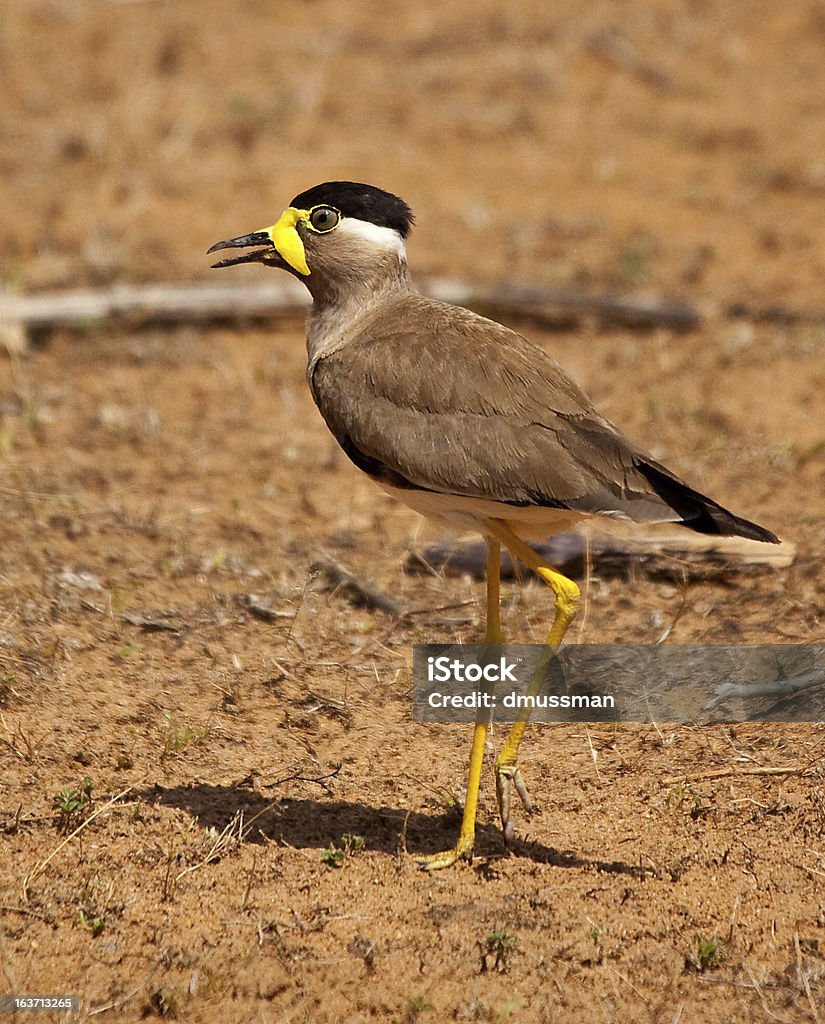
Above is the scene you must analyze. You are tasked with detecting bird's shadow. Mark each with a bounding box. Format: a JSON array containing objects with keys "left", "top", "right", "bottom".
[{"left": 143, "top": 780, "right": 649, "bottom": 878}]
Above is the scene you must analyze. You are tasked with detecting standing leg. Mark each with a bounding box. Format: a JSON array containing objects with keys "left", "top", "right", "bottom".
[{"left": 416, "top": 537, "right": 502, "bottom": 870}]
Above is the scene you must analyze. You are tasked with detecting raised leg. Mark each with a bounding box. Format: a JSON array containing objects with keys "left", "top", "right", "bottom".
[
  {"left": 483, "top": 520, "right": 580, "bottom": 847},
  {"left": 415, "top": 537, "right": 502, "bottom": 870}
]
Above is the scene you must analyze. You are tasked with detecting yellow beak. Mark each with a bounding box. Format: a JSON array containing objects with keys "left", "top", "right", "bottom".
[
  {"left": 265, "top": 207, "right": 311, "bottom": 276},
  {"left": 208, "top": 207, "right": 311, "bottom": 275}
]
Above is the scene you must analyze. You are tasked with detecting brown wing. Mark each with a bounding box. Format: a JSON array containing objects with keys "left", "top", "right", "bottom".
[{"left": 310, "top": 295, "right": 777, "bottom": 541}]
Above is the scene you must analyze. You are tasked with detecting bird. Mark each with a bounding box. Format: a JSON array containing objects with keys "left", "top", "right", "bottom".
[{"left": 208, "top": 181, "right": 778, "bottom": 870}]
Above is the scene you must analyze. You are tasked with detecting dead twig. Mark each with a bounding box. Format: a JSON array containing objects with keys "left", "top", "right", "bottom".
[
  {"left": 85, "top": 975, "right": 154, "bottom": 1018},
  {"left": 240, "top": 594, "right": 296, "bottom": 622},
  {"left": 175, "top": 811, "right": 246, "bottom": 882},
  {"left": 267, "top": 765, "right": 341, "bottom": 796},
  {"left": 663, "top": 765, "right": 807, "bottom": 786},
  {"left": 400, "top": 599, "right": 476, "bottom": 618},
  {"left": 122, "top": 611, "right": 183, "bottom": 634},
  {"left": 704, "top": 670, "right": 824, "bottom": 712},
  {"left": 666, "top": 745, "right": 825, "bottom": 787},
  {"left": 311, "top": 557, "right": 401, "bottom": 615},
  {"left": 0, "top": 711, "right": 51, "bottom": 763},
  {"left": 728, "top": 301, "right": 825, "bottom": 326}
]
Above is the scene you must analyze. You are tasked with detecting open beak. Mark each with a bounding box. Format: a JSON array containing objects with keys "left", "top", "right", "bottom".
[
  {"left": 208, "top": 208, "right": 311, "bottom": 275},
  {"left": 207, "top": 231, "right": 277, "bottom": 269}
]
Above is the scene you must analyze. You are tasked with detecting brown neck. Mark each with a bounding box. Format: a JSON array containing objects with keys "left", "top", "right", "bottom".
[
  {"left": 304, "top": 251, "right": 414, "bottom": 368},
  {"left": 304, "top": 249, "right": 412, "bottom": 309}
]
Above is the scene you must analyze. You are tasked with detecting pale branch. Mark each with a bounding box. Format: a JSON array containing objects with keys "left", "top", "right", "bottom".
[
  {"left": 7, "top": 281, "right": 825, "bottom": 345},
  {"left": 704, "top": 671, "right": 824, "bottom": 711},
  {"left": 407, "top": 531, "right": 796, "bottom": 582},
  {"left": 0, "top": 280, "right": 309, "bottom": 333},
  {"left": 1, "top": 279, "right": 702, "bottom": 341}
]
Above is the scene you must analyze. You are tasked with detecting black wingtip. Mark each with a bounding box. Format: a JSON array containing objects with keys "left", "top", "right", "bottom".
[
  {"left": 637, "top": 461, "right": 780, "bottom": 544},
  {"left": 690, "top": 509, "right": 780, "bottom": 544}
]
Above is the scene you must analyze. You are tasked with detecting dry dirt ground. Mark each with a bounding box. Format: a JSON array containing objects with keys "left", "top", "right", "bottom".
[{"left": 2, "top": 2, "right": 825, "bottom": 1022}]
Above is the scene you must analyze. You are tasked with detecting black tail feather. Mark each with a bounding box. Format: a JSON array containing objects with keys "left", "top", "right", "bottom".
[{"left": 637, "top": 461, "right": 779, "bottom": 544}]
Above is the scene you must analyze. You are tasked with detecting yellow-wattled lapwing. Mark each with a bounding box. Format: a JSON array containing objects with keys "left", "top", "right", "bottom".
[{"left": 209, "top": 181, "right": 778, "bottom": 869}]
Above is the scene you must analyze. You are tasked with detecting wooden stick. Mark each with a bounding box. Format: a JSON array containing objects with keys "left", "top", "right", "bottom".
[
  {"left": 428, "top": 281, "right": 701, "bottom": 331},
  {"left": 662, "top": 765, "right": 805, "bottom": 786},
  {"left": 727, "top": 301, "right": 825, "bottom": 326},
  {"left": 0, "top": 279, "right": 702, "bottom": 336},
  {"left": 8, "top": 281, "right": 825, "bottom": 341},
  {"left": 664, "top": 746, "right": 825, "bottom": 786},
  {"left": 407, "top": 531, "right": 796, "bottom": 581},
  {"left": 0, "top": 280, "right": 309, "bottom": 330},
  {"left": 704, "top": 670, "right": 823, "bottom": 712},
  {"left": 311, "top": 557, "right": 402, "bottom": 616}
]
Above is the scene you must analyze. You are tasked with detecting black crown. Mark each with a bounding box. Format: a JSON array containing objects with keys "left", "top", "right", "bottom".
[{"left": 290, "top": 182, "right": 414, "bottom": 239}]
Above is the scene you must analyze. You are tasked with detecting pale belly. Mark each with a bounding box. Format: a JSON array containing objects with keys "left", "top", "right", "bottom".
[{"left": 377, "top": 482, "right": 588, "bottom": 540}]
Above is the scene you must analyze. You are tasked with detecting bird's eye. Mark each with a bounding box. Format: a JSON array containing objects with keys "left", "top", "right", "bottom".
[{"left": 309, "top": 206, "right": 340, "bottom": 232}]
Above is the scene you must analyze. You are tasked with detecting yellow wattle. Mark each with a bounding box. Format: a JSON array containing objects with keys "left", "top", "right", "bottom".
[{"left": 266, "top": 207, "right": 310, "bottom": 276}]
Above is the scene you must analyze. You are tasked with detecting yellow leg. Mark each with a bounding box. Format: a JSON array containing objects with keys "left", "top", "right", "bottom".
[
  {"left": 484, "top": 520, "right": 580, "bottom": 847},
  {"left": 416, "top": 538, "right": 502, "bottom": 870}
]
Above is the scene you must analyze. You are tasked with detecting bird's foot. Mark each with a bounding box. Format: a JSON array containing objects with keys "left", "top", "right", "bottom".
[
  {"left": 495, "top": 762, "right": 533, "bottom": 848},
  {"left": 413, "top": 835, "right": 474, "bottom": 872}
]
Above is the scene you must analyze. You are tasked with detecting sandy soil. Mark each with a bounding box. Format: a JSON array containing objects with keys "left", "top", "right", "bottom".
[{"left": 2, "top": 2, "right": 825, "bottom": 1021}]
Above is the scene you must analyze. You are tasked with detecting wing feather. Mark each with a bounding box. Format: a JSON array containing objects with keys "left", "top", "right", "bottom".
[
  {"left": 310, "top": 296, "right": 668, "bottom": 517},
  {"left": 309, "top": 294, "right": 777, "bottom": 542}
]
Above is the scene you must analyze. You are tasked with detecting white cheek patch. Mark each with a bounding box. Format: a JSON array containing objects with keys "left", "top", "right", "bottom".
[{"left": 337, "top": 217, "right": 407, "bottom": 260}]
